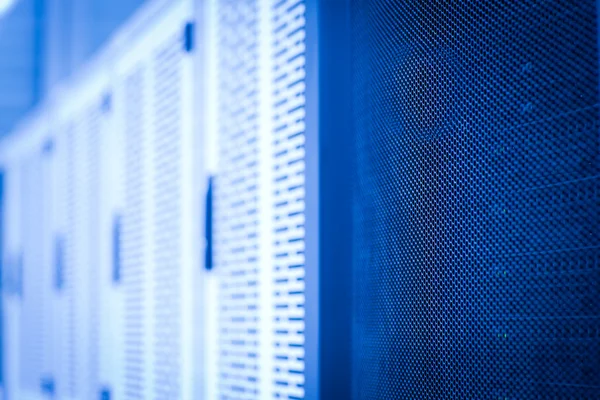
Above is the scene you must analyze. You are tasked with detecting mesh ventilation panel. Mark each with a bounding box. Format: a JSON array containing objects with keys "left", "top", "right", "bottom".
[
  {"left": 66, "top": 124, "right": 77, "bottom": 397},
  {"left": 2, "top": 163, "right": 24, "bottom": 398},
  {"left": 40, "top": 141, "right": 54, "bottom": 391},
  {"left": 65, "top": 105, "right": 101, "bottom": 399},
  {"left": 270, "top": 1, "right": 307, "bottom": 398},
  {"left": 123, "top": 66, "right": 148, "bottom": 400},
  {"left": 214, "top": 1, "right": 261, "bottom": 396},
  {"left": 213, "top": 0, "right": 308, "bottom": 398},
  {"left": 116, "top": 4, "right": 192, "bottom": 398},
  {"left": 352, "top": 1, "right": 600, "bottom": 399},
  {"left": 19, "top": 156, "right": 43, "bottom": 393},
  {"left": 152, "top": 31, "right": 184, "bottom": 399},
  {"left": 54, "top": 126, "right": 71, "bottom": 399},
  {"left": 86, "top": 104, "right": 102, "bottom": 399}
]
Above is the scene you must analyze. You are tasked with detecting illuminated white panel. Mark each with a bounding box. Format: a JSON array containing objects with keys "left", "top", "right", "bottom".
[
  {"left": 0, "top": 1, "right": 195, "bottom": 400},
  {"left": 51, "top": 121, "right": 71, "bottom": 400},
  {"left": 115, "top": 2, "right": 194, "bottom": 398},
  {"left": 208, "top": 0, "right": 307, "bottom": 398},
  {"left": 121, "top": 61, "right": 151, "bottom": 400},
  {"left": 270, "top": 1, "right": 306, "bottom": 398},
  {"left": 2, "top": 161, "right": 23, "bottom": 399},
  {"left": 84, "top": 104, "right": 102, "bottom": 400},
  {"left": 67, "top": 105, "right": 97, "bottom": 400},
  {"left": 40, "top": 133, "right": 55, "bottom": 395},
  {"left": 19, "top": 154, "right": 44, "bottom": 396},
  {"left": 51, "top": 37, "right": 111, "bottom": 400},
  {"left": 97, "top": 87, "right": 126, "bottom": 400},
  {"left": 152, "top": 30, "right": 185, "bottom": 400},
  {"left": 213, "top": 0, "right": 262, "bottom": 398},
  {"left": 65, "top": 124, "right": 77, "bottom": 398}
]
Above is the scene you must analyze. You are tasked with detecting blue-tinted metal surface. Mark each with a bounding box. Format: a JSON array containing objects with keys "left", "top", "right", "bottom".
[
  {"left": 302, "top": 0, "right": 319, "bottom": 398},
  {"left": 0, "top": 0, "right": 41, "bottom": 135},
  {"left": 315, "top": 0, "right": 353, "bottom": 399},
  {"left": 352, "top": 1, "right": 600, "bottom": 398}
]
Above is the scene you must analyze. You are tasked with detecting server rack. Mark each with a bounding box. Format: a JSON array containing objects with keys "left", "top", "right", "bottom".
[{"left": 0, "top": 0, "right": 599, "bottom": 399}]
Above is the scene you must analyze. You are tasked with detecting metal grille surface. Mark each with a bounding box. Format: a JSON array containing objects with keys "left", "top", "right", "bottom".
[{"left": 352, "top": 1, "right": 600, "bottom": 398}]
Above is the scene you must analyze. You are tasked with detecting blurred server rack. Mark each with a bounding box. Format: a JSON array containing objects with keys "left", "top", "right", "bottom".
[
  {"left": 0, "top": 0, "right": 198, "bottom": 399},
  {"left": 0, "top": 0, "right": 323, "bottom": 397}
]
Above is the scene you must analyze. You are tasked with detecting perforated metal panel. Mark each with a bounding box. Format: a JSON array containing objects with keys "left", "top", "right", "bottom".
[
  {"left": 211, "top": 0, "right": 307, "bottom": 398},
  {"left": 122, "top": 65, "right": 150, "bottom": 400},
  {"left": 65, "top": 123, "right": 79, "bottom": 399},
  {"left": 97, "top": 88, "right": 126, "bottom": 400},
  {"left": 351, "top": 1, "right": 600, "bottom": 399},
  {"left": 66, "top": 104, "right": 101, "bottom": 399},
  {"left": 152, "top": 30, "right": 184, "bottom": 400},
  {"left": 2, "top": 162, "right": 24, "bottom": 399},
  {"left": 86, "top": 104, "right": 102, "bottom": 400},
  {"left": 53, "top": 124, "right": 71, "bottom": 400},
  {"left": 116, "top": 3, "right": 194, "bottom": 399},
  {"left": 0, "top": 2, "right": 195, "bottom": 399},
  {"left": 270, "top": 1, "right": 306, "bottom": 398},
  {"left": 214, "top": 0, "right": 261, "bottom": 395},
  {"left": 40, "top": 134, "right": 56, "bottom": 395},
  {"left": 19, "top": 156, "right": 44, "bottom": 394}
]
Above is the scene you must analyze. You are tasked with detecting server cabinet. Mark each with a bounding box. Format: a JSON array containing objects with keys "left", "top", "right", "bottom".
[
  {"left": 113, "top": 1, "right": 196, "bottom": 398},
  {"left": 0, "top": 1, "right": 197, "bottom": 399},
  {"left": 202, "top": 0, "right": 310, "bottom": 398},
  {"left": 349, "top": 1, "right": 600, "bottom": 399}
]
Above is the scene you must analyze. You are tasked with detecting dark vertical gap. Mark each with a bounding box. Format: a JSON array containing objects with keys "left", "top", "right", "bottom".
[
  {"left": 204, "top": 176, "right": 213, "bottom": 271},
  {"left": 317, "top": 1, "right": 353, "bottom": 399}
]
